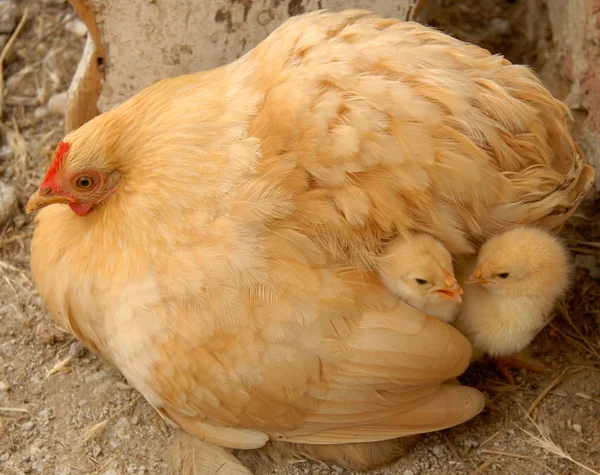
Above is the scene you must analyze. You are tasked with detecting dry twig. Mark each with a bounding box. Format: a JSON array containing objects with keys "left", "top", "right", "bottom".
[
  {"left": 526, "top": 367, "right": 584, "bottom": 416},
  {"left": 45, "top": 355, "right": 73, "bottom": 377},
  {"left": 83, "top": 395, "right": 142, "bottom": 443},
  {"left": 0, "top": 7, "right": 29, "bottom": 117},
  {"left": 517, "top": 414, "right": 600, "bottom": 475},
  {"left": 0, "top": 406, "right": 30, "bottom": 414}
]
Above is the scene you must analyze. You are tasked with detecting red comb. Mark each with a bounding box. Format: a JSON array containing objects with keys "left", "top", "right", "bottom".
[{"left": 43, "top": 141, "right": 70, "bottom": 185}]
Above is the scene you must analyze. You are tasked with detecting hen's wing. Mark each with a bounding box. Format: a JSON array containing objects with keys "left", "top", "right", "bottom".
[{"left": 145, "top": 234, "right": 483, "bottom": 449}]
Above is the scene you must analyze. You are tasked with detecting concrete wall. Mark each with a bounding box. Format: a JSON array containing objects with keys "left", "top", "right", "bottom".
[{"left": 66, "top": 0, "right": 421, "bottom": 131}]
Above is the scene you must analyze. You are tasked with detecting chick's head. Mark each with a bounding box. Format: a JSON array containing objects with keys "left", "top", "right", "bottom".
[
  {"left": 379, "top": 233, "right": 463, "bottom": 308},
  {"left": 466, "top": 227, "right": 571, "bottom": 299}
]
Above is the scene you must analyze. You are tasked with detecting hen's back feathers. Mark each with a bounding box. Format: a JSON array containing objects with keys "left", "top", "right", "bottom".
[{"left": 243, "top": 10, "right": 593, "bottom": 263}]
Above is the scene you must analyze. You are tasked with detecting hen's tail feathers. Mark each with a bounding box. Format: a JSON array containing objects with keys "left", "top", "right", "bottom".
[
  {"left": 494, "top": 148, "right": 595, "bottom": 235},
  {"left": 169, "top": 430, "right": 253, "bottom": 475},
  {"left": 257, "top": 437, "right": 418, "bottom": 472}
]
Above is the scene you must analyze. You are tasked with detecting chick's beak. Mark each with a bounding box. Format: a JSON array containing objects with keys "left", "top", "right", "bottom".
[
  {"left": 465, "top": 268, "right": 489, "bottom": 285},
  {"left": 25, "top": 187, "right": 74, "bottom": 214},
  {"left": 435, "top": 274, "right": 464, "bottom": 303}
]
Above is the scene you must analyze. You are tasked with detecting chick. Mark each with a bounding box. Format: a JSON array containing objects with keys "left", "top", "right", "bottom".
[
  {"left": 377, "top": 233, "right": 463, "bottom": 322},
  {"left": 454, "top": 226, "right": 571, "bottom": 383}
]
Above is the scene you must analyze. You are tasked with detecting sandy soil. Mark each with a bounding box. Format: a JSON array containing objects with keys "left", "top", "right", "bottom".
[{"left": 0, "top": 1, "right": 598, "bottom": 474}]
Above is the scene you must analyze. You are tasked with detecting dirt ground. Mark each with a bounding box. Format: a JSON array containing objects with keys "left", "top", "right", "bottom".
[{"left": 0, "top": 1, "right": 599, "bottom": 474}]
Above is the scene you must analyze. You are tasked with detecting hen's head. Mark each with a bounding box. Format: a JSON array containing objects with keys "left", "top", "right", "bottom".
[
  {"left": 466, "top": 226, "right": 572, "bottom": 299},
  {"left": 26, "top": 133, "right": 122, "bottom": 217},
  {"left": 378, "top": 233, "right": 463, "bottom": 310}
]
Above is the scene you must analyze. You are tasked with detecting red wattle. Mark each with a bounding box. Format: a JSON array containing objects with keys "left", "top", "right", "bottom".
[{"left": 69, "top": 202, "right": 92, "bottom": 216}]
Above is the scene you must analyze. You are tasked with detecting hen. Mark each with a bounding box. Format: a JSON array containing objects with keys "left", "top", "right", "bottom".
[
  {"left": 377, "top": 233, "right": 463, "bottom": 322},
  {"left": 26, "top": 9, "right": 593, "bottom": 473}
]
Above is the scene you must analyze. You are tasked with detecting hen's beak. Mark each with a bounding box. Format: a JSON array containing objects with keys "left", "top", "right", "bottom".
[
  {"left": 435, "top": 274, "right": 464, "bottom": 303},
  {"left": 465, "top": 268, "right": 489, "bottom": 285},
  {"left": 26, "top": 188, "right": 74, "bottom": 214}
]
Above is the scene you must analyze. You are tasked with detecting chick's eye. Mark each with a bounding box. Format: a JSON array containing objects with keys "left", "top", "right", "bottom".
[
  {"left": 497, "top": 273, "right": 510, "bottom": 279},
  {"left": 75, "top": 176, "right": 94, "bottom": 190},
  {"left": 415, "top": 278, "right": 428, "bottom": 285}
]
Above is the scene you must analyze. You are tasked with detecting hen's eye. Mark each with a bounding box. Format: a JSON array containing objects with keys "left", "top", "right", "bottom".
[
  {"left": 415, "top": 278, "right": 428, "bottom": 285},
  {"left": 75, "top": 176, "right": 94, "bottom": 189},
  {"left": 497, "top": 273, "right": 510, "bottom": 279}
]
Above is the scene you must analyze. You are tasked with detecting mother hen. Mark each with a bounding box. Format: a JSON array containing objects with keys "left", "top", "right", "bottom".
[{"left": 27, "top": 9, "right": 593, "bottom": 473}]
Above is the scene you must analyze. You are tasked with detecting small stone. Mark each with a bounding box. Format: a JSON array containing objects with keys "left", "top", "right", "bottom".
[
  {"left": 102, "top": 470, "right": 119, "bottom": 475},
  {"left": 558, "top": 420, "right": 566, "bottom": 429},
  {"left": 0, "top": 144, "right": 14, "bottom": 161},
  {"left": 47, "top": 92, "right": 67, "bottom": 116},
  {"left": 85, "top": 370, "right": 109, "bottom": 383},
  {"left": 332, "top": 465, "right": 344, "bottom": 474},
  {"left": 0, "top": 1, "right": 17, "bottom": 34},
  {"left": 12, "top": 213, "right": 25, "bottom": 229},
  {"left": 0, "top": 381, "right": 9, "bottom": 392},
  {"left": 34, "top": 106, "right": 48, "bottom": 119},
  {"left": 68, "top": 341, "right": 86, "bottom": 358},
  {"left": 38, "top": 408, "right": 54, "bottom": 421},
  {"left": 0, "top": 180, "right": 17, "bottom": 227},
  {"left": 29, "top": 445, "right": 42, "bottom": 457},
  {"left": 21, "top": 421, "right": 35, "bottom": 431},
  {"left": 35, "top": 321, "right": 66, "bottom": 345},
  {"left": 572, "top": 423, "right": 582, "bottom": 433},
  {"left": 463, "top": 438, "right": 479, "bottom": 449},
  {"left": 431, "top": 445, "right": 445, "bottom": 458},
  {"left": 91, "top": 444, "right": 102, "bottom": 458},
  {"left": 489, "top": 18, "right": 511, "bottom": 36},
  {"left": 403, "top": 470, "right": 415, "bottom": 475},
  {"left": 35, "top": 42, "right": 48, "bottom": 56},
  {"left": 575, "top": 254, "right": 597, "bottom": 270},
  {"left": 65, "top": 18, "right": 87, "bottom": 37},
  {"left": 575, "top": 254, "right": 600, "bottom": 279},
  {"left": 131, "top": 414, "right": 140, "bottom": 425},
  {"left": 0, "top": 452, "right": 9, "bottom": 461}
]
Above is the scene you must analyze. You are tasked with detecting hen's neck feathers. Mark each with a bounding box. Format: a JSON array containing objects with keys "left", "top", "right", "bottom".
[{"left": 57, "top": 61, "right": 264, "bottom": 250}]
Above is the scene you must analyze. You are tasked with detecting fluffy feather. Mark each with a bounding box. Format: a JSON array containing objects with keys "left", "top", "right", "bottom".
[
  {"left": 27, "top": 9, "right": 593, "bottom": 473},
  {"left": 170, "top": 431, "right": 253, "bottom": 475}
]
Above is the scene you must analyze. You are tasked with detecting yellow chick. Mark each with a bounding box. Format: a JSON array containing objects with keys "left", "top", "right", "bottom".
[
  {"left": 377, "top": 234, "right": 464, "bottom": 322},
  {"left": 454, "top": 227, "right": 571, "bottom": 382}
]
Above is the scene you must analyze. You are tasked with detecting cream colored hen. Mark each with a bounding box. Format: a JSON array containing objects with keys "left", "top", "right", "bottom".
[
  {"left": 377, "top": 234, "right": 463, "bottom": 322},
  {"left": 454, "top": 226, "right": 572, "bottom": 383},
  {"left": 26, "top": 9, "right": 593, "bottom": 473}
]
